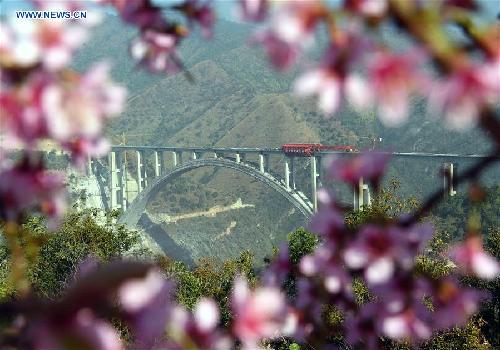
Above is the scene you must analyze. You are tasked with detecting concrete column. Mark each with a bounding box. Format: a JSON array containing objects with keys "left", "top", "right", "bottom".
[
  {"left": 119, "top": 152, "right": 128, "bottom": 210},
  {"left": 443, "top": 162, "right": 457, "bottom": 196},
  {"left": 154, "top": 150, "right": 161, "bottom": 177},
  {"left": 316, "top": 156, "right": 323, "bottom": 188},
  {"left": 136, "top": 150, "right": 143, "bottom": 193},
  {"left": 172, "top": 151, "right": 178, "bottom": 167},
  {"left": 161, "top": 151, "right": 167, "bottom": 175},
  {"left": 290, "top": 157, "right": 296, "bottom": 189},
  {"left": 191, "top": 151, "right": 198, "bottom": 160},
  {"left": 310, "top": 156, "right": 318, "bottom": 212},
  {"left": 354, "top": 177, "right": 366, "bottom": 211},
  {"left": 259, "top": 154, "right": 265, "bottom": 173},
  {"left": 236, "top": 153, "right": 241, "bottom": 164},
  {"left": 116, "top": 151, "right": 124, "bottom": 210},
  {"left": 86, "top": 156, "right": 92, "bottom": 176},
  {"left": 449, "top": 163, "right": 456, "bottom": 196},
  {"left": 108, "top": 151, "right": 119, "bottom": 210},
  {"left": 140, "top": 150, "right": 148, "bottom": 188},
  {"left": 365, "top": 183, "right": 371, "bottom": 207},
  {"left": 284, "top": 157, "right": 291, "bottom": 191}
]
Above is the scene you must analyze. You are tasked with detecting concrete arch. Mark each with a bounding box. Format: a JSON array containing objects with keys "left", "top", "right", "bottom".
[{"left": 118, "top": 157, "right": 314, "bottom": 227}]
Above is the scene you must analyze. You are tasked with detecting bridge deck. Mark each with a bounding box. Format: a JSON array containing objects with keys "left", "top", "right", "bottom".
[{"left": 111, "top": 145, "right": 497, "bottom": 159}]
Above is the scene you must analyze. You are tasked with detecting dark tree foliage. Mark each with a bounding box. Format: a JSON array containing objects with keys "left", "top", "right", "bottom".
[{"left": 1, "top": 209, "right": 144, "bottom": 299}]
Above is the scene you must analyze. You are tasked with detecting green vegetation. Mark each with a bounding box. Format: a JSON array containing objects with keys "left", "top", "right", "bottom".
[{"left": 0, "top": 182, "right": 498, "bottom": 349}]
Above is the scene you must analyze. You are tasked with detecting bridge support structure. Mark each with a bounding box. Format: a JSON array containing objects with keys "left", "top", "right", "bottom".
[
  {"left": 154, "top": 150, "right": 162, "bottom": 177},
  {"left": 353, "top": 178, "right": 371, "bottom": 211},
  {"left": 136, "top": 150, "right": 144, "bottom": 193},
  {"left": 284, "top": 157, "right": 291, "bottom": 191},
  {"left": 119, "top": 152, "right": 128, "bottom": 210},
  {"left": 108, "top": 151, "right": 120, "bottom": 210},
  {"left": 95, "top": 146, "right": 478, "bottom": 217},
  {"left": 443, "top": 162, "right": 457, "bottom": 197},
  {"left": 310, "top": 156, "right": 318, "bottom": 212}
]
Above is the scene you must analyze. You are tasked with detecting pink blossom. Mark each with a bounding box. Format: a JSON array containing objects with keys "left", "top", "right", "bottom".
[
  {"left": 327, "top": 151, "right": 390, "bottom": 186},
  {"left": 343, "top": 225, "right": 406, "bottom": 284},
  {"left": 238, "top": 0, "right": 268, "bottom": 22},
  {"left": 43, "top": 63, "right": 125, "bottom": 142},
  {"left": 345, "top": 0, "right": 388, "bottom": 17},
  {"left": 442, "top": 0, "right": 479, "bottom": 10},
  {"left": 30, "top": 308, "right": 124, "bottom": 350},
  {"left": 294, "top": 278, "right": 325, "bottom": 323},
  {"left": 231, "top": 277, "right": 289, "bottom": 347},
  {"left": 164, "top": 299, "right": 232, "bottom": 349},
  {"left": 62, "top": 137, "right": 110, "bottom": 169},
  {"left": 1, "top": 72, "right": 51, "bottom": 145},
  {"left": 381, "top": 303, "right": 433, "bottom": 342},
  {"left": 429, "top": 64, "right": 500, "bottom": 129},
  {"left": 262, "top": 243, "right": 292, "bottom": 287},
  {"left": 372, "top": 273, "right": 431, "bottom": 313},
  {"left": 431, "top": 277, "right": 485, "bottom": 330},
  {"left": 368, "top": 51, "right": 426, "bottom": 126},
  {"left": 448, "top": 235, "right": 500, "bottom": 280},
  {"left": 252, "top": 31, "right": 300, "bottom": 71},
  {"left": 254, "top": 0, "right": 326, "bottom": 70},
  {"left": 0, "top": 157, "right": 66, "bottom": 227},
  {"left": 1, "top": 64, "right": 125, "bottom": 162},
  {"left": 309, "top": 189, "right": 345, "bottom": 241},
  {"left": 118, "top": 269, "right": 174, "bottom": 349},
  {"left": 174, "top": 0, "right": 215, "bottom": 38},
  {"left": 98, "top": 0, "right": 166, "bottom": 30},
  {"left": 1, "top": 18, "right": 88, "bottom": 71},
  {"left": 345, "top": 303, "right": 381, "bottom": 350},
  {"left": 293, "top": 33, "right": 372, "bottom": 114},
  {"left": 294, "top": 67, "right": 343, "bottom": 114},
  {"left": 270, "top": 0, "right": 325, "bottom": 45},
  {"left": 130, "top": 30, "right": 183, "bottom": 74}
]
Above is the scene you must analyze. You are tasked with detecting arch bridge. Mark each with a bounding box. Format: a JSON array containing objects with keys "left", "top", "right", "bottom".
[{"left": 86, "top": 146, "right": 488, "bottom": 227}]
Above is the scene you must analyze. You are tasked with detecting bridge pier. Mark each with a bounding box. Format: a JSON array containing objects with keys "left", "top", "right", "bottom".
[
  {"left": 142, "top": 150, "right": 148, "bottom": 187},
  {"left": 317, "top": 156, "right": 323, "bottom": 188},
  {"left": 86, "top": 156, "right": 93, "bottom": 176},
  {"left": 259, "top": 154, "right": 265, "bottom": 173},
  {"left": 136, "top": 150, "right": 144, "bottom": 193},
  {"left": 290, "top": 157, "right": 296, "bottom": 189},
  {"left": 236, "top": 153, "right": 241, "bottom": 164},
  {"left": 310, "top": 156, "right": 318, "bottom": 212},
  {"left": 443, "top": 162, "right": 457, "bottom": 196},
  {"left": 191, "top": 151, "right": 198, "bottom": 160},
  {"left": 353, "top": 178, "right": 371, "bottom": 211},
  {"left": 154, "top": 150, "right": 161, "bottom": 177},
  {"left": 108, "top": 151, "right": 121, "bottom": 210},
  {"left": 118, "top": 151, "right": 128, "bottom": 210},
  {"left": 172, "top": 151, "right": 180, "bottom": 167},
  {"left": 285, "top": 157, "right": 291, "bottom": 191}
]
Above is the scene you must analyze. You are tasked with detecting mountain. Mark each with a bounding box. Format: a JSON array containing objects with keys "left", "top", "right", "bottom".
[{"left": 73, "top": 15, "right": 499, "bottom": 263}]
